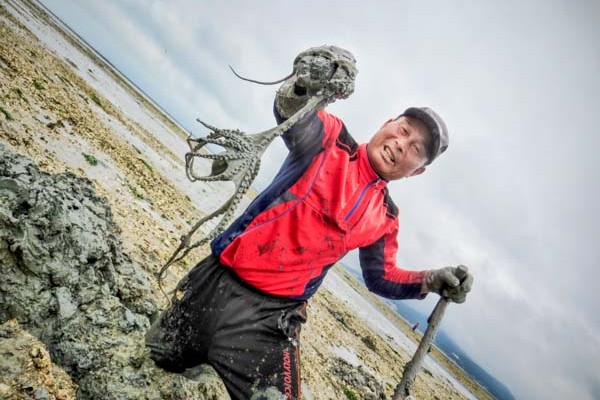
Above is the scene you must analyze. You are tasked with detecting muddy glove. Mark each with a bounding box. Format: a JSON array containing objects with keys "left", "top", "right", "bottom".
[
  {"left": 422, "top": 265, "right": 473, "bottom": 304},
  {"left": 294, "top": 45, "right": 358, "bottom": 99},
  {"left": 275, "top": 45, "right": 358, "bottom": 118}
]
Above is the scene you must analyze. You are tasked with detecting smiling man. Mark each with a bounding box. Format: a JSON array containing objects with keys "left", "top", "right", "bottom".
[
  {"left": 147, "top": 45, "right": 473, "bottom": 400},
  {"left": 367, "top": 107, "right": 446, "bottom": 180}
]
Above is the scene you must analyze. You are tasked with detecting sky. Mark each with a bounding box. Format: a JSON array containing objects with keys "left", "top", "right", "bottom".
[{"left": 38, "top": 1, "right": 600, "bottom": 399}]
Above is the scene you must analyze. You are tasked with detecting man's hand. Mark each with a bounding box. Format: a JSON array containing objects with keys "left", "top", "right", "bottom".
[
  {"left": 275, "top": 45, "right": 357, "bottom": 118},
  {"left": 293, "top": 45, "right": 358, "bottom": 99},
  {"left": 422, "top": 265, "right": 473, "bottom": 303}
]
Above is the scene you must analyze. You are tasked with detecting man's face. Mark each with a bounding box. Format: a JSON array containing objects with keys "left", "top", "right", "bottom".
[{"left": 366, "top": 116, "right": 430, "bottom": 181}]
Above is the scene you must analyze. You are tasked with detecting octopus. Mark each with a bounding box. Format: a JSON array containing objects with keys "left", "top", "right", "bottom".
[{"left": 158, "top": 45, "right": 358, "bottom": 299}]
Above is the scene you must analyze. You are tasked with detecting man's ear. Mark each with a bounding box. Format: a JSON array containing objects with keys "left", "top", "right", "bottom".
[{"left": 408, "top": 166, "right": 426, "bottom": 177}]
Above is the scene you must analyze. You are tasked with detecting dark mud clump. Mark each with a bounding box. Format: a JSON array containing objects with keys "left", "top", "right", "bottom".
[
  {"left": 0, "top": 143, "right": 229, "bottom": 399},
  {"left": 0, "top": 319, "right": 77, "bottom": 399},
  {"left": 331, "top": 357, "right": 387, "bottom": 400}
]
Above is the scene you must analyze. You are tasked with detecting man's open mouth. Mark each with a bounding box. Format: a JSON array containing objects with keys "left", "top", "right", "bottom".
[{"left": 384, "top": 145, "right": 396, "bottom": 164}]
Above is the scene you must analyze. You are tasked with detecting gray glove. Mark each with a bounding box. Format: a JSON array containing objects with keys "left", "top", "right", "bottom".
[
  {"left": 422, "top": 265, "right": 473, "bottom": 304},
  {"left": 275, "top": 45, "right": 358, "bottom": 118}
]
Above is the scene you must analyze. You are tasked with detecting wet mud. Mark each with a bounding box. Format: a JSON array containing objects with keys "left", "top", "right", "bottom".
[{"left": 0, "top": 143, "right": 229, "bottom": 399}]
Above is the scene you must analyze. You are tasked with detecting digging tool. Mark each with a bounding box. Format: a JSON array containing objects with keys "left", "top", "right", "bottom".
[{"left": 392, "top": 265, "right": 469, "bottom": 400}]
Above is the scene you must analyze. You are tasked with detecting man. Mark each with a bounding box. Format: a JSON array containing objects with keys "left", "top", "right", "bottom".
[{"left": 146, "top": 45, "right": 473, "bottom": 400}]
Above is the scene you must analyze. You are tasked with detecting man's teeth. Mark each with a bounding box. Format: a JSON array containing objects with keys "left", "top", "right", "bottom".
[{"left": 385, "top": 147, "right": 395, "bottom": 163}]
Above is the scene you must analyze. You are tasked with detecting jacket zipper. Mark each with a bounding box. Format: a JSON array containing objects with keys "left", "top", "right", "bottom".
[
  {"left": 237, "top": 151, "right": 327, "bottom": 236},
  {"left": 344, "top": 178, "right": 381, "bottom": 222}
]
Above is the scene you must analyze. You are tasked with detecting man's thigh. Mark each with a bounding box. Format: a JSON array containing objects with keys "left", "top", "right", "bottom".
[
  {"left": 207, "top": 289, "right": 307, "bottom": 400},
  {"left": 210, "top": 334, "right": 301, "bottom": 400},
  {"left": 145, "top": 255, "right": 224, "bottom": 371},
  {"left": 146, "top": 254, "right": 307, "bottom": 399}
]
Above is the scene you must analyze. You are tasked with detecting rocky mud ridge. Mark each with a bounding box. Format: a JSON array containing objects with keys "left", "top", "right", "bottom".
[{"left": 0, "top": 142, "right": 229, "bottom": 399}]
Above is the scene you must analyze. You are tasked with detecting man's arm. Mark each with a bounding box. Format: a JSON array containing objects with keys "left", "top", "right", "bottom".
[
  {"left": 359, "top": 225, "right": 473, "bottom": 303},
  {"left": 273, "top": 46, "right": 357, "bottom": 153},
  {"left": 359, "top": 226, "right": 428, "bottom": 300}
]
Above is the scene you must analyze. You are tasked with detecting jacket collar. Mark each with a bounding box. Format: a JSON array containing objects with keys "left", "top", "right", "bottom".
[{"left": 358, "top": 143, "right": 387, "bottom": 184}]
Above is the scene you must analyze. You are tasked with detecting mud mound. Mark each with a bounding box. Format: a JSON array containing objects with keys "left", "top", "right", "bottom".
[
  {"left": 0, "top": 319, "right": 76, "bottom": 400},
  {"left": 0, "top": 143, "right": 229, "bottom": 399},
  {"left": 330, "top": 357, "right": 387, "bottom": 400}
]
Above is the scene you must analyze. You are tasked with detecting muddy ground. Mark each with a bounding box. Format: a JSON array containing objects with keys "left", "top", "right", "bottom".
[{"left": 0, "top": 1, "right": 492, "bottom": 399}]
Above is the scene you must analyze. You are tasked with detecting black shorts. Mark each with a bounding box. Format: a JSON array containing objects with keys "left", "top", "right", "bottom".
[{"left": 146, "top": 255, "right": 307, "bottom": 400}]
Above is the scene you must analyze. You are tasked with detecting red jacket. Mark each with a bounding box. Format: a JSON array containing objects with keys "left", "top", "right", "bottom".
[{"left": 211, "top": 108, "right": 426, "bottom": 300}]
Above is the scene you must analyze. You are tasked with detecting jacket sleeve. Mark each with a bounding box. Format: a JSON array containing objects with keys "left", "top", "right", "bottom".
[
  {"left": 273, "top": 99, "right": 341, "bottom": 156},
  {"left": 358, "top": 221, "right": 427, "bottom": 300}
]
